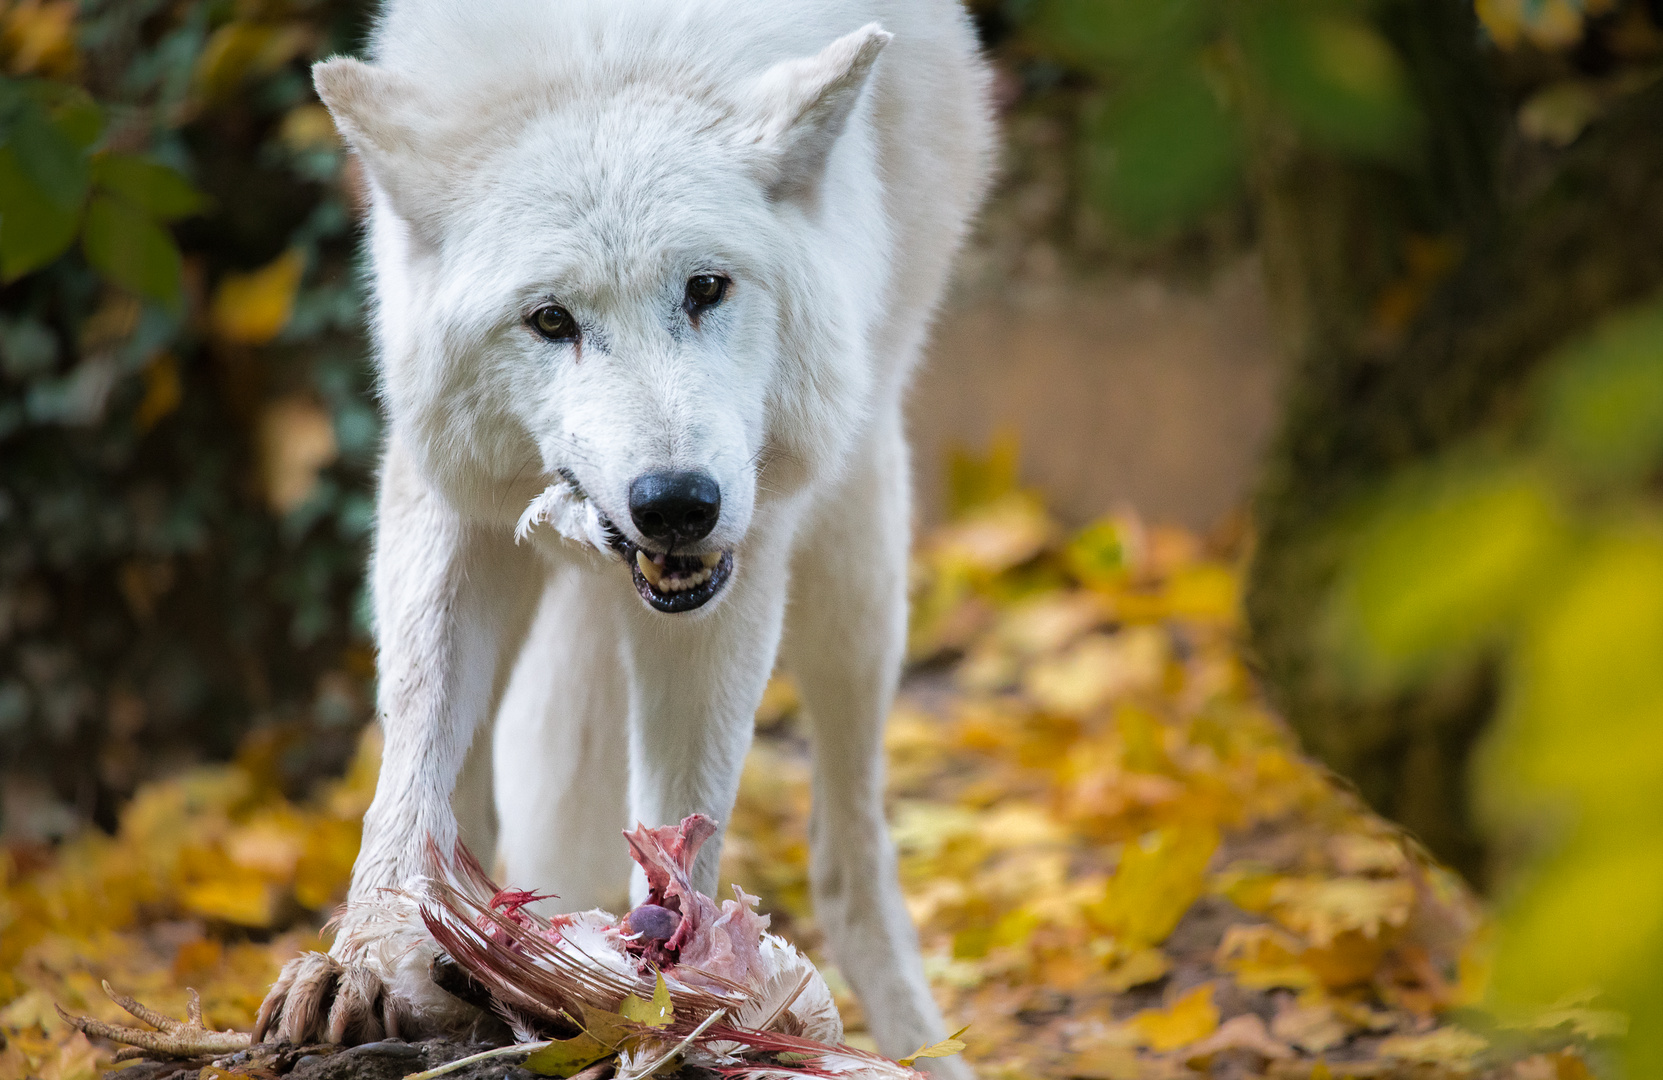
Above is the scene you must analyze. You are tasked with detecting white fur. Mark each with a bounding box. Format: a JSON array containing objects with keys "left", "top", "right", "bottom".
[{"left": 310, "top": 1, "right": 993, "bottom": 1071}]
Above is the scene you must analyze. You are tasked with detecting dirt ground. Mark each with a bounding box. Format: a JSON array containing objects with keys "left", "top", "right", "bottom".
[{"left": 908, "top": 260, "right": 1282, "bottom": 531}]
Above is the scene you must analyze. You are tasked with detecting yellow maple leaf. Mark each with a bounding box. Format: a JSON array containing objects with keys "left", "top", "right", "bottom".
[
  {"left": 210, "top": 249, "right": 306, "bottom": 345},
  {"left": 1085, "top": 824, "right": 1219, "bottom": 951},
  {"left": 179, "top": 877, "right": 275, "bottom": 929},
  {"left": 1127, "top": 983, "right": 1220, "bottom": 1052},
  {"left": 195, "top": 22, "right": 311, "bottom": 100},
  {"left": 1267, "top": 876, "right": 1416, "bottom": 947},
  {"left": 618, "top": 973, "right": 673, "bottom": 1028},
  {"left": 1024, "top": 629, "right": 1168, "bottom": 715},
  {"left": 1215, "top": 924, "right": 1321, "bottom": 991},
  {"left": 1377, "top": 1027, "right": 1489, "bottom": 1063},
  {"left": 1162, "top": 563, "right": 1240, "bottom": 624},
  {"left": 1101, "top": 947, "right": 1171, "bottom": 992},
  {"left": 899, "top": 1025, "right": 970, "bottom": 1067},
  {"left": 2, "top": 0, "right": 78, "bottom": 78}
]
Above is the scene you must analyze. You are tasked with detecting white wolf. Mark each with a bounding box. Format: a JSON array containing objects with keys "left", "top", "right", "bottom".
[{"left": 254, "top": 0, "right": 994, "bottom": 1071}]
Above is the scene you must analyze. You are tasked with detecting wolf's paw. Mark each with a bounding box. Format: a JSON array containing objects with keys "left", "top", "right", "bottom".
[{"left": 253, "top": 952, "right": 410, "bottom": 1045}]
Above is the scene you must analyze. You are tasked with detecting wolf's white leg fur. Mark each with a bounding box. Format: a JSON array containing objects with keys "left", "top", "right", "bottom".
[
  {"left": 452, "top": 721, "right": 499, "bottom": 869},
  {"left": 352, "top": 441, "right": 542, "bottom": 900},
  {"left": 781, "top": 406, "right": 964, "bottom": 1075},
  {"left": 618, "top": 513, "right": 801, "bottom": 899},
  {"left": 494, "top": 565, "right": 633, "bottom": 914},
  {"left": 271, "top": 439, "right": 543, "bottom": 1042}
]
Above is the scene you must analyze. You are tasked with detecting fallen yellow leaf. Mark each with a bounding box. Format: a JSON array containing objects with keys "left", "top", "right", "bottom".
[
  {"left": 1268, "top": 876, "right": 1416, "bottom": 947},
  {"left": 1377, "top": 1026, "right": 1489, "bottom": 1063},
  {"left": 1127, "top": 983, "right": 1219, "bottom": 1052},
  {"left": 179, "top": 877, "right": 276, "bottom": 929},
  {"left": 1085, "top": 824, "right": 1218, "bottom": 951}
]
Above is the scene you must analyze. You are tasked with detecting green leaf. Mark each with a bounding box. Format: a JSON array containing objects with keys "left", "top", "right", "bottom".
[
  {"left": 1083, "top": 64, "right": 1242, "bottom": 234},
  {"left": 17, "top": 81, "right": 105, "bottom": 148},
  {"left": 40, "top": 87, "right": 103, "bottom": 149},
  {"left": 1489, "top": 836, "right": 1663, "bottom": 1008},
  {"left": 9, "top": 100, "right": 87, "bottom": 210},
  {"left": 92, "top": 155, "right": 207, "bottom": 221},
  {"left": 1025, "top": 0, "right": 1211, "bottom": 70},
  {"left": 0, "top": 145, "right": 79, "bottom": 279},
  {"left": 1541, "top": 301, "right": 1663, "bottom": 481},
  {"left": 1339, "top": 468, "right": 1563, "bottom": 681},
  {"left": 1487, "top": 533, "right": 1663, "bottom": 816},
  {"left": 1242, "top": 8, "right": 1417, "bottom": 159},
  {"left": 521, "top": 1032, "right": 616, "bottom": 1078},
  {"left": 81, "top": 194, "right": 183, "bottom": 306},
  {"left": 618, "top": 973, "right": 673, "bottom": 1028}
]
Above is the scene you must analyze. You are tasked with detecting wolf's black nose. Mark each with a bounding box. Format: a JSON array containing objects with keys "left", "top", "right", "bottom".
[{"left": 629, "top": 471, "right": 720, "bottom": 542}]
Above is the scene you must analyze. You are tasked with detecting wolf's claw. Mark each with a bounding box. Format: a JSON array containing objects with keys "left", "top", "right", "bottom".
[{"left": 255, "top": 952, "right": 404, "bottom": 1045}]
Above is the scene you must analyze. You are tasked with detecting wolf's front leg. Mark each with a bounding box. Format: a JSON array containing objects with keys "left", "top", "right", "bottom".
[
  {"left": 782, "top": 410, "right": 971, "bottom": 1078},
  {"left": 256, "top": 441, "right": 541, "bottom": 1045},
  {"left": 618, "top": 516, "right": 797, "bottom": 898}
]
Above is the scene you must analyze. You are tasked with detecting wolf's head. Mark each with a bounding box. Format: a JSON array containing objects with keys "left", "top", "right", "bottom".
[{"left": 315, "top": 21, "right": 892, "bottom": 613}]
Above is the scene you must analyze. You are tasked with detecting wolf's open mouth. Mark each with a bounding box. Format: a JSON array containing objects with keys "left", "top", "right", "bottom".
[{"left": 602, "top": 518, "right": 733, "bottom": 613}]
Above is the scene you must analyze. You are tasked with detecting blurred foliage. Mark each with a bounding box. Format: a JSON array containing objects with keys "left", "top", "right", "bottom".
[
  {"left": 0, "top": 0, "right": 380, "bottom": 835},
  {"left": 1331, "top": 300, "right": 1663, "bottom": 1077},
  {"left": 13, "top": 482, "right": 1597, "bottom": 1080},
  {"left": 1009, "top": 0, "right": 1417, "bottom": 234},
  {"left": 975, "top": 0, "right": 1663, "bottom": 1072},
  {"left": 967, "top": 0, "right": 1663, "bottom": 884}
]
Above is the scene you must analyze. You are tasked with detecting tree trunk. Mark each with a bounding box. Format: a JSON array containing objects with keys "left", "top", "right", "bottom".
[{"left": 1244, "top": 0, "right": 1663, "bottom": 883}]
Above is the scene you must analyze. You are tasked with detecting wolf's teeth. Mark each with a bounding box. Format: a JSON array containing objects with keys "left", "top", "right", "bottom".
[
  {"left": 657, "top": 568, "right": 713, "bottom": 593},
  {"left": 701, "top": 552, "right": 722, "bottom": 569},
  {"left": 636, "top": 550, "right": 664, "bottom": 587}
]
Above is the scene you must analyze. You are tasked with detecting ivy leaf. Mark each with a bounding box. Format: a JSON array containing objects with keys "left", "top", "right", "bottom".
[
  {"left": 1082, "top": 64, "right": 1243, "bottom": 234},
  {"left": 618, "top": 973, "right": 673, "bottom": 1028},
  {"left": 0, "top": 145, "right": 79, "bottom": 278},
  {"left": 1541, "top": 301, "right": 1663, "bottom": 481},
  {"left": 1242, "top": 8, "right": 1418, "bottom": 159},
  {"left": 28, "top": 82, "right": 104, "bottom": 149},
  {"left": 1025, "top": 0, "right": 1211, "bottom": 71},
  {"left": 92, "top": 155, "right": 206, "bottom": 221},
  {"left": 9, "top": 99, "right": 87, "bottom": 210},
  {"left": 81, "top": 194, "right": 183, "bottom": 307}
]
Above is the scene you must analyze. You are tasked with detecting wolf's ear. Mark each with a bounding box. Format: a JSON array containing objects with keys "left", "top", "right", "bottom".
[
  {"left": 741, "top": 23, "right": 891, "bottom": 202},
  {"left": 314, "top": 57, "right": 447, "bottom": 235}
]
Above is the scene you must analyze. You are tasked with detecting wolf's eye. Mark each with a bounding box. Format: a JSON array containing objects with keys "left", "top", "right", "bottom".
[
  {"left": 684, "top": 274, "right": 727, "bottom": 312},
  {"left": 529, "top": 305, "right": 578, "bottom": 342}
]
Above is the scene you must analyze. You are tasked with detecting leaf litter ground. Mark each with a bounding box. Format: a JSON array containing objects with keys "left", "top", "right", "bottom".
[{"left": 0, "top": 481, "right": 1602, "bottom": 1080}]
